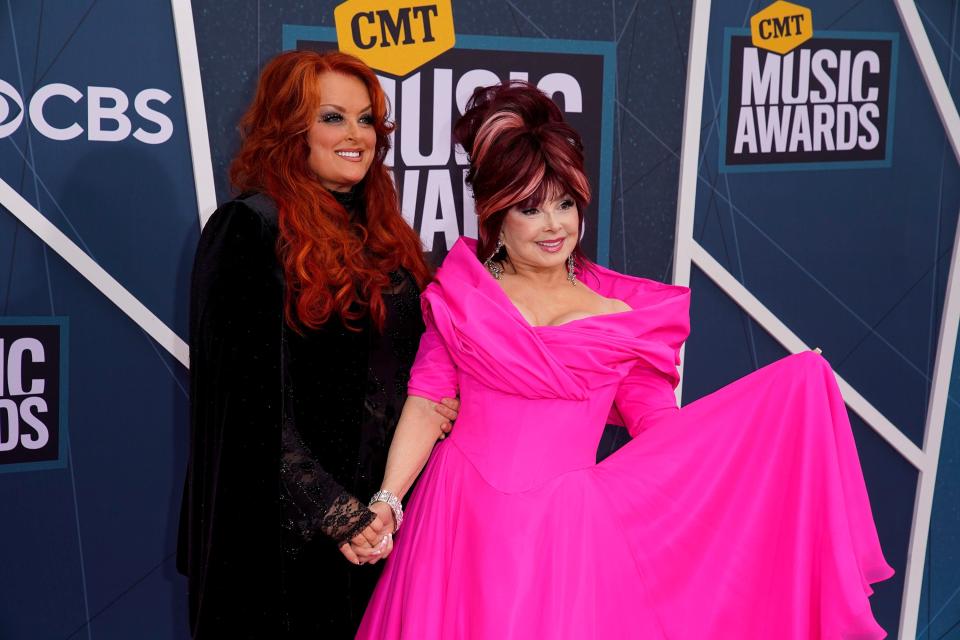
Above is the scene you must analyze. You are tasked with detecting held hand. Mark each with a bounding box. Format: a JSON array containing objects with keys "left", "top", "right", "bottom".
[
  {"left": 434, "top": 397, "right": 460, "bottom": 440},
  {"left": 368, "top": 500, "right": 396, "bottom": 533},
  {"left": 342, "top": 531, "right": 394, "bottom": 566},
  {"left": 338, "top": 535, "right": 389, "bottom": 565},
  {"left": 338, "top": 504, "right": 394, "bottom": 566},
  {"left": 366, "top": 502, "right": 397, "bottom": 564}
]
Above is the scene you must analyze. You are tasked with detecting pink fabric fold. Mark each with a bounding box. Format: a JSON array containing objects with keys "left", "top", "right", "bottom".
[{"left": 416, "top": 237, "right": 690, "bottom": 399}]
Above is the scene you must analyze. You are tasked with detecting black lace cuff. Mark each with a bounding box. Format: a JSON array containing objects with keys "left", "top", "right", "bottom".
[
  {"left": 323, "top": 494, "right": 378, "bottom": 546},
  {"left": 280, "top": 417, "right": 375, "bottom": 546}
]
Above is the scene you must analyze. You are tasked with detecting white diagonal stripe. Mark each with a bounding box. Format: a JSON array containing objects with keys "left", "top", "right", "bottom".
[
  {"left": 171, "top": 0, "right": 217, "bottom": 228},
  {"left": 691, "top": 241, "right": 927, "bottom": 470},
  {"left": 0, "top": 178, "right": 189, "bottom": 367},
  {"left": 892, "top": 1, "right": 960, "bottom": 637},
  {"left": 896, "top": 0, "right": 960, "bottom": 166},
  {"left": 673, "top": 0, "right": 713, "bottom": 403}
]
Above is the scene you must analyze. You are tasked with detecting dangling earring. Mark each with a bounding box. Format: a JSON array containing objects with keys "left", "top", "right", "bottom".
[
  {"left": 567, "top": 253, "right": 577, "bottom": 286},
  {"left": 485, "top": 238, "right": 505, "bottom": 280}
]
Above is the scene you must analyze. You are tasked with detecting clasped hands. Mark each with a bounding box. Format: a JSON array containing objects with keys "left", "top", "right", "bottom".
[
  {"left": 338, "top": 396, "right": 460, "bottom": 566},
  {"left": 338, "top": 501, "right": 397, "bottom": 566}
]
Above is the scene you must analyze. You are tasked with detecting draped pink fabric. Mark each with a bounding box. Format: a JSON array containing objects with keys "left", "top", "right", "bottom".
[{"left": 357, "top": 237, "right": 893, "bottom": 639}]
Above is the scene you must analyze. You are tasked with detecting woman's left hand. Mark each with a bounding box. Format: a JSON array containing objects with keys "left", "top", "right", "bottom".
[{"left": 434, "top": 397, "right": 460, "bottom": 439}]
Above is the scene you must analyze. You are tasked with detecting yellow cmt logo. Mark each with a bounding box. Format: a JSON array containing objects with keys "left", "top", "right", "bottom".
[
  {"left": 750, "top": 1, "right": 812, "bottom": 55},
  {"left": 335, "top": 0, "right": 455, "bottom": 76}
]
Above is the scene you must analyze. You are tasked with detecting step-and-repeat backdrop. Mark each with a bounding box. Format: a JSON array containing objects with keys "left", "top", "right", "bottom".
[{"left": 0, "top": 1, "right": 957, "bottom": 637}]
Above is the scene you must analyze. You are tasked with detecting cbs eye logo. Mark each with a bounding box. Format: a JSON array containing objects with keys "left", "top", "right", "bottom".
[{"left": 0, "top": 79, "right": 173, "bottom": 144}]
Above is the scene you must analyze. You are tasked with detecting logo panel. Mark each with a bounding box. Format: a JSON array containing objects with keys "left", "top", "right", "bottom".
[
  {"left": 0, "top": 82, "right": 174, "bottom": 144},
  {"left": 0, "top": 318, "right": 68, "bottom": 473},
  {"left": 335, "top": 0, "right": 456, "bottom": 76},
  {"left": 721, "top": 28, "right": 898, "bottom": 172},
  {"left": 750, "top": 1, "right": 812, "bottom": 54}
]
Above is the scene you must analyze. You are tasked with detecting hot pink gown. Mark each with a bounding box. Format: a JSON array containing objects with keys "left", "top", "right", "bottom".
[{"left": 356, "top": 238, "right": 894, "bottom": 639}]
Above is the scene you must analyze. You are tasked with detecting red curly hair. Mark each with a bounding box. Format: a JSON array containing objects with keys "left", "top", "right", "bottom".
[{"left": 230, "top": 50, "right": 431, "bottom": 331}]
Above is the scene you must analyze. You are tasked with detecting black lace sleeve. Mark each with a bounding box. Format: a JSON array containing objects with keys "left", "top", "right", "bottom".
[{"left": 280, "top": 418, "right": 376, "bottom": 547}]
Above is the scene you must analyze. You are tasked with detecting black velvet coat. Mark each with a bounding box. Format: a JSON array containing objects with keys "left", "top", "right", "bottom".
[{"left": 177, "top": 192, "right": 425, "bottom": 638}]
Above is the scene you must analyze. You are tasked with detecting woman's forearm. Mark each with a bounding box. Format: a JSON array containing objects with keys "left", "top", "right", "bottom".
[{"left": 379, "top": 395, "right": 447, "bottom": 500}]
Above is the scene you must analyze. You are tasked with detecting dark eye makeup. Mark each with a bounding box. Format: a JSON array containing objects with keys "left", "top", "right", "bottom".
[
  {"left": 519, "top": 198, "right": 575, "bottom": 215},
  {"left": 319, "top": 112, "right": 375, "bottom": 125}
]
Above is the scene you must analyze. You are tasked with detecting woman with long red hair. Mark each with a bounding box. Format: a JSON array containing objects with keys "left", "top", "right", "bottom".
[{"left": 177, "top": 50, "right": 457, "bottom": 638}]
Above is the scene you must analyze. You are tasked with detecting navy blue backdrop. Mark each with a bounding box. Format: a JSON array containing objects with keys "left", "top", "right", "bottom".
[{"left": 0, "top": 1, "right": 957, "bottom": 638}]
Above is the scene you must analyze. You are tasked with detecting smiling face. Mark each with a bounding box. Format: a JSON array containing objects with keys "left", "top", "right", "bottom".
[
  {"left": 306, "top": 72, "right": 377, "bottom": 192},
  {"left": 499, "top": 189, "right": 579, "bottom": 271}
]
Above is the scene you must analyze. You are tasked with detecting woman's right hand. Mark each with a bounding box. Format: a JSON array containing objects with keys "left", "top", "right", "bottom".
[
  {"left": 435, "top": 397, "right": 460, "bottom": 439},
  {"left": 338, "top": 507, "right": 393, "bottom": 565}
]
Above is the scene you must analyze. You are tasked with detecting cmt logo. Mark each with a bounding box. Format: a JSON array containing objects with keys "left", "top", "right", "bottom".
[
  {"left": 750, "top": 1, "right": 812, "bottom": 54},
  {"left": 349, "top": 5, "right": 439, "bottom": 49},
  {"left": 335, "top": 0, "right": 455, "bottom": 76},
  {"left": 0, "top": 320, "right": 66, "bottom": 473},
  {"left": 0, "top": 79, "right": 173, "bottom": 144},
  {"left": 722, "top": 29, "right": 897, "bottom": 171}
]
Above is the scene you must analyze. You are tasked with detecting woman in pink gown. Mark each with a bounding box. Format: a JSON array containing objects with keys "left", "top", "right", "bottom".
[{"left": 356, "top": 82, "right": 894, "bottom": 639}]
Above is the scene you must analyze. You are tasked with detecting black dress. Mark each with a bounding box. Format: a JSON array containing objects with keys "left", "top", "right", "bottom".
[{"left": 176, "top": 190, "right": 425, "bottom": 638}]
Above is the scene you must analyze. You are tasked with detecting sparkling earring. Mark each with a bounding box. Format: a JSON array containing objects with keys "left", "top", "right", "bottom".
[
  {"left": 567, "top": 253, "right": 577, "bottom": 286},
  {"left": 485, "top": 238, "right": 505, "bottom": 280}
]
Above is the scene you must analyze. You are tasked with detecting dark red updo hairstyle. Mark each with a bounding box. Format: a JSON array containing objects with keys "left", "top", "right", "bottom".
[
  {"left": 453, "top": 81, "right": 592, "bottom": 270},
  {"left": 230, "top": 50, "right": 431, "bottom": 331}
]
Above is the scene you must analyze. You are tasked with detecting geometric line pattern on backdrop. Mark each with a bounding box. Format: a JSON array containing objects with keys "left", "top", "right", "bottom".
[
  {"left": 0, "top": 180, "right": 190, "bottom": 367},
  {"left": 691, "top": 241, "right": 927, "bottom": 469},
  {"left": 0, "top": 2, "right": 195, "bottom": 637},
  {"left": 675, "top": 1, "right": 960, "bottom": 637},
  {"left": 0, "top": 0, "right": 219, "bottom": 371},
  {"left": 0, "top": 0, "right": 215, "bottom": 368},
  {"left": 891, "top": 2, "right": 958, "bottom": 636}
]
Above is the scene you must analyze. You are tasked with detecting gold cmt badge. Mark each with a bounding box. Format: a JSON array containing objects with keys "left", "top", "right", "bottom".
[
  {"left": 334, "top": 0, "right": 455, "bottom": 76},
  {"left": 750, "top": 1, "right": 812, "bottom": 55}
]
